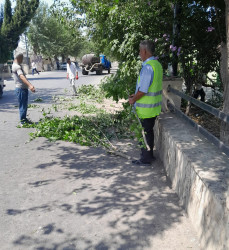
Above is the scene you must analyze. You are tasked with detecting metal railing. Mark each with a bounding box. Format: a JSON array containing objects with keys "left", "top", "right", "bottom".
[
  {"left": 168, "top": 85, "right": 229, "bottom": 123},
  {"left": 167, "top": 85, "right": 229, "bottom": 157}
]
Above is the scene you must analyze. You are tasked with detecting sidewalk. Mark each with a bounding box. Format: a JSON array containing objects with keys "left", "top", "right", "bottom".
[{"left": 0, "top": 71, "right": 200, "bottom": 250}]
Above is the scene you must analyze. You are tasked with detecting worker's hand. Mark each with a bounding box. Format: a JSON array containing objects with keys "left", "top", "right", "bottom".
[
  {"left": 76, "top": 75, "right": 78, "bottom": 80},
  {"left": 128, "top": 94, "right": 135, "bottom": 105},
  {"left": 67, "top": 74, "right": 69, "bottom": 79},
  {"left": 29, "top": 85, "right": 35, "bottom": 93}
]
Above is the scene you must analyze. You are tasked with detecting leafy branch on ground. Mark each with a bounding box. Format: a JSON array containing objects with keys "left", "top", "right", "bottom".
[
  {"left": 67, "top": 102, "right": 105, "bottom": 114},
  {"left": 28, "top": 104, "right": 40, "bottom": 109},
  {"left": 77, "top": 84, "right": 106, "bottom": 103},
  {"left": 22, "top": 84, "right": 146, "bottom": 151},
  {"left": 52, "top": 95, "right": 74, "bottom": 102},
  {"left": 24, "top": 110, "right": 134, "bottom": 149},
  {"left": 33, "top": 97, "right": 43, "bottom": 103}
]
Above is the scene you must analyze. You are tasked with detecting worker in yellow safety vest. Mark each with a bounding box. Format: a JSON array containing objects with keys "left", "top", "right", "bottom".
[{"left": 129, "top": 40, "right": 163, "bottom": 165}]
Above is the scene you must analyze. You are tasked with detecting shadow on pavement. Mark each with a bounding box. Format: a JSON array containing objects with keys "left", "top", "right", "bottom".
[
  {"left": 6, "top": 139, "right": 188, "bottom": 250},
  {"left": 0, "top": 88, "right": 68, "bottom": 110},
  {"left": 28, "top": 77, "right": 67, "bottom": 81}
]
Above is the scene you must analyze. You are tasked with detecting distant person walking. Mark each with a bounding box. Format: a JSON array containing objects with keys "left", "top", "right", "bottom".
[
  {"left": 31, "top": 61, "right": 39, "bottom": 75},
  {"left": 56, "top": 60, "right": 60, "bottom": 70},
  {"left": 67, "top": 58, "right": 78, "bottom": 95},
  {"left": 12, "top": 54, "right": 36, "bottom": 125}
]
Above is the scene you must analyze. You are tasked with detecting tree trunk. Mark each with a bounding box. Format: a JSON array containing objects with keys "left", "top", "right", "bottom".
[
  {"left": 220, "top": 1, "right": 229, "bottom": 145},
  {"left": 172, "top": 2, "right": 181, "bottom": 76},
  {"left": 185, "top": 84, "right": 192, "bottom": 116},
  {"left": 61, "top": 55, "right": 65, "bottom": 63}
]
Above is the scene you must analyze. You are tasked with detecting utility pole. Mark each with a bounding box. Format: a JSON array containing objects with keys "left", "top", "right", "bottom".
[{"left": 24, "top": 32, "right": 30, "bottom": 67}]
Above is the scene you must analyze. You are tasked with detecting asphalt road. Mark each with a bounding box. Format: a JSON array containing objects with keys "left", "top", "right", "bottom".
[{"left": 0, "top": 69, "right": 200, "bottom": 250}]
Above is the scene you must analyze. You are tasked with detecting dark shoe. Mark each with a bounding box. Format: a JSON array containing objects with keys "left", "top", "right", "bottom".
[
  {"left": 25, "top": 118, "right": 34, "bottom": 124},
  {"left": 132, "top": 159, "right": 151, "bottom": 166},
  {"left": 21, "top": 118, "right": 33, "bottom": 125}
]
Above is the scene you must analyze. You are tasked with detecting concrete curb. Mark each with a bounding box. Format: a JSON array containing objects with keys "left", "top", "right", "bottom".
[{"left": 154, "top": 112, "right": 229, "bottom": 250}]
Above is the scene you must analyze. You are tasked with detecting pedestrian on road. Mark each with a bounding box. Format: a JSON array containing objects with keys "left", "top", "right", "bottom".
[
  {"left": 31, "top": 61, "right": 40, "bottom": 75},
  {"left": 12, "top": 53, "right": 36, "bottom": 125},
  {"left": 56, "top": 60, "right": 60, "bottom": 70},
  {"left": 129, "top": 40, "right": 163, "bottom": 166},
  {"left": 67, "top": 58, "right": 78, "bottom": 96}
]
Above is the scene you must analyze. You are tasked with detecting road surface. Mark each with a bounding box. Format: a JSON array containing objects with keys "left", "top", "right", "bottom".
[{"left": 0, "top": 69, "right": 200, "bottom": 250}]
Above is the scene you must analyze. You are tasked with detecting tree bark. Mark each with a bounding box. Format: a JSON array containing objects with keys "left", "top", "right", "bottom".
[
  {"left": 61, "top": 55, "right": 65, "bottom": 63},
  {"left": 220, "top": 1, "right": 229, "bottom": 145},
  {"left": 172, "top": 2, "right": 181, "bottom": 77},
  {"left": 185, "top": 80, "right": 193, "bottom": 115}
]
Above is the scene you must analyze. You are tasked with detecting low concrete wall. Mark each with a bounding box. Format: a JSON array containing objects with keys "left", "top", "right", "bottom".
[{"left": 154, "top": 112, "right": 229, "bottom": 250}]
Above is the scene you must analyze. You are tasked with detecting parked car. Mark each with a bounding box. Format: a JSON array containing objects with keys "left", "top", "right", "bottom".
[
  {"left": 60, "top": 62, "right": 67, "bottom": 70},
  {"left": 0, "top": 78, "right": 5, "bottom": 98}
]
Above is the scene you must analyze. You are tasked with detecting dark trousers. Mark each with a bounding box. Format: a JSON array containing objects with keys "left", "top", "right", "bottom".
[
  {"left": 193, "top": 88, "right": 205, "bottom": 102},
  {"left": 15, "top": 88, "right": 28, "bottom": 122},
  {"left": 140, "top": 117, "right": 157, "bottom": 163},
  {"left": 32, "top": 68, "right": 39, "bottom": 75}
]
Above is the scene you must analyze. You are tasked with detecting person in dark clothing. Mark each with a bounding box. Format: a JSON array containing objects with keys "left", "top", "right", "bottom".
[
  {"left": 193, "top": 88, "right": 206, "bottom": 102},
  {"left": 193, "top": 74, "right": 206, "bottom": 102}
]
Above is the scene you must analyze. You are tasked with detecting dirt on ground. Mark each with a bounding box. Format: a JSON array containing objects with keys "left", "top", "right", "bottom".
[{"left": 181, "top": 105, "right": 221, "bottom": 139}]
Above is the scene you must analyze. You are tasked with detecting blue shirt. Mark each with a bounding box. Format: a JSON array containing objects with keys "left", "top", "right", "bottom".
[{"left": 135, "top": 56, "right": 155, "bottom": 94}]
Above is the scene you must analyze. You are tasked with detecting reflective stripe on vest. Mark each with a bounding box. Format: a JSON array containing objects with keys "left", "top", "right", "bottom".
[
  {"left": 136, "top": 59, "right": 163, "bottom": 119},
  {"left": 136, "top": 101, "right": 162, "bottom": 108},
  {"left": 144, "top": 90, "right": 162, "bottom": 97}
]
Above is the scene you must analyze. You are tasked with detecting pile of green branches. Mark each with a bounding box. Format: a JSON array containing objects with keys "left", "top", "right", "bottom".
[{"left": 26, "top": 110, "right": 134, "bottom": 149}]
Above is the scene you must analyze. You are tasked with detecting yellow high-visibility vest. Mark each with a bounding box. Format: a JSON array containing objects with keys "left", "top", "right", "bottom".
[{"left": 136, "top": 59, "right": 163, "bottom": 119}]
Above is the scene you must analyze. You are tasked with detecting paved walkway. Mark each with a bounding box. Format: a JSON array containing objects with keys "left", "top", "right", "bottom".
[{"left": 0, "top": 70, "right": 200, "bottom": 249}]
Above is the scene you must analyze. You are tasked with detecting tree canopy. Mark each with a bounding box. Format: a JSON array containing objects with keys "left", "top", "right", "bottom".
[
  {"left": 68, "top": 0, "right": 229, "bottom": 144},
  {"left": 27, "top": 2, "right": 84, "bottom": 60},
  {"left": 69, "top": 0, "right": 225, "bottom": 100},
  {"left": 0, "top": 0, "right": 39, "bottom": 63}
]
